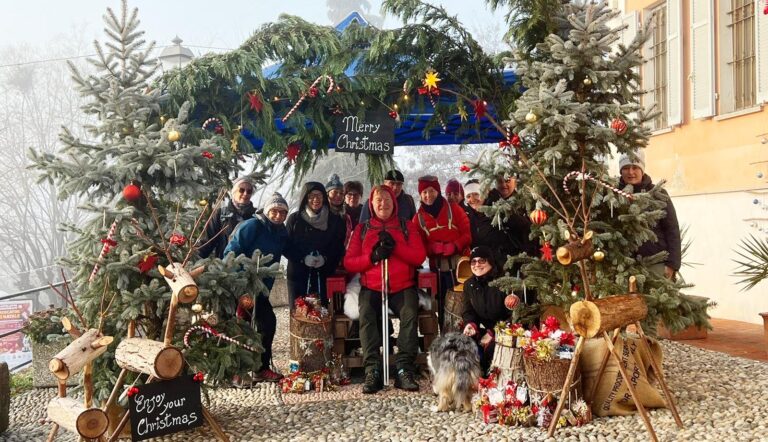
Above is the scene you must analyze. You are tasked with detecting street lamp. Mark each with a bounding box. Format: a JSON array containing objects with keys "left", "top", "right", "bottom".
[{"left": 158, "top": 36, "right": 194, "bottom": 71}]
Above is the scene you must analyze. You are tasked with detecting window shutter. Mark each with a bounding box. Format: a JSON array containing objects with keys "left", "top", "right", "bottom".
[
  {"left": 756, "top": 1, "right": 768, "bottom": 103},
  {"left": 666, "top": 0, "right": 682, "bottom": 125},
  {"left": 690, "top": 0, "right": 715, "bottom": 119}
]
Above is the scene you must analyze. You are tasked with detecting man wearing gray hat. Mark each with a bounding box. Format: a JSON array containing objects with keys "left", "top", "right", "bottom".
[
  {"left": 618, "top": 150, "right": 681, "bottom": 280},
  {"left": 199, "top": 176, "right": 257, "bottom": 258},
  {"left": 359, "top": 169, "right": 417, "bottom": 223}
]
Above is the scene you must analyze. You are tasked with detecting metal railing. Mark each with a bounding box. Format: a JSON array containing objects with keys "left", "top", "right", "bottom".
[{"left": 1, "top": 281, "right": 66, "bottom": 372}]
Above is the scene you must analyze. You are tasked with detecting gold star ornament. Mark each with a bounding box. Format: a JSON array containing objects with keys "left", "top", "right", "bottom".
[{"left": 423, "top": 70, "right": 441, "bottom": 91}]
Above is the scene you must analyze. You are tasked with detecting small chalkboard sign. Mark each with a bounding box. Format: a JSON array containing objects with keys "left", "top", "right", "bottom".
[
  {"left": 129, "top": 374, "right": 203, "bottom": 441},
  {"left": 334, "top": 111, "right": 395, "bottom": 155}
]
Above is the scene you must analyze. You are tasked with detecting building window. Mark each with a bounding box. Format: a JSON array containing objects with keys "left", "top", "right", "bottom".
[
  {"left": 728, "top": 0, "right": 756, "bottom": 110},
  {"left": 643, "top": 3, "right": 669, "bottom": 130}
]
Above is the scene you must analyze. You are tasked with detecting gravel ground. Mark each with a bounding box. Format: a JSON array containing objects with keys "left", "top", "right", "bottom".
[{"left": 5, "top": 306, "right": 768, "bottom": 441}]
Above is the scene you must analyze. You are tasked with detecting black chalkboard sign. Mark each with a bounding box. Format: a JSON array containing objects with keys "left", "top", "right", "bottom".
[
  {"left": 129, "top": 375, "right": 203, "bottom": 441},
  {"left": 334, "top": 111, "right": 395, "bottom": 155}
]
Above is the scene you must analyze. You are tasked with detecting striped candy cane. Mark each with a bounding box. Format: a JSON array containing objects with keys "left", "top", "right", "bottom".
[
  {"left": 89, "top": 220, "right": 118, "bottom": 282},
  {"left": 281, "top": 75, "right": 336, "bottom": 123},
  {"left": 562, "top": 171, "right": 634, "bottom": 200},
  {"left": 184, "top": 324, "right": 260, "bottom": 353}
]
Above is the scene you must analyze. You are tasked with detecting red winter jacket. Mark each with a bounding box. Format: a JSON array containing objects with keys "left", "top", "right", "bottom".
[
  {"left": 413, "top": 197, "right": 472, "bottom": 260},
  {"left": 344, "top": 186, "right": 426, "bottom": 293}
]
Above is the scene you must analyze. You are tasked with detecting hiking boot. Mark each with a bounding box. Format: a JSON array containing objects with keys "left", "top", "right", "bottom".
[
  {"left": 394, "top": 369, "right": 419, "bottom": 392},
  {"left": 254, "top": 368, "right": 284, "bottom": 383},
  {"left": 362, "top": 370, "right": 383, "bottom": 394}
]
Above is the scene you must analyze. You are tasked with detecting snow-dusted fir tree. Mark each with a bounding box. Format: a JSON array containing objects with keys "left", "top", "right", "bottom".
[
  {"left": 466, "top": 1, "right": 709, "bottom": 332},
  {"left": 29, "top": 1, "right": 276, "bottom": 399}
]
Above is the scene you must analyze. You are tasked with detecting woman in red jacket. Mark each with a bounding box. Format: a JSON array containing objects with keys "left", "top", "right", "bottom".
[
  {"left": 412, "top": 175, "right": 471, "bottom": 332},
  {"left": 345, "top": 185, "right": 426, "bottom": 394}
]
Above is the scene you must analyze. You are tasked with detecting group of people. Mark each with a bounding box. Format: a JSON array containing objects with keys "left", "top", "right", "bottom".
[{"left": 201, "top": 151, "right": 681, "bottom": 392}]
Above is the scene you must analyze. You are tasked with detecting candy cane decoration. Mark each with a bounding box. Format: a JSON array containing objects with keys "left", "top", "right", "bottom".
[
  {"left": 562, "top": 171, "right": 634, "bottom": 200},
  {"left": 282, "top": 75, "right": 336, "bottom": 123},
  {"left": 184, "top": 324, "right": 259, "bottom": 353},
  {"left": 89, "top": 220, "right": 118, "bottom": 282}
]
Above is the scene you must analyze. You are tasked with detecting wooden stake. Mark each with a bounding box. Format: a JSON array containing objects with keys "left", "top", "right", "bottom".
[
  {"left": 57, "top": 379, "right": 67, "bottom": 398},
  {"left": 202, "top": 407, "right": 230, "bottom": 441},
  {"left": 634, "top": 322, "right": 684, "bottom": 428},
  {"left": 547, "top": 336, "right": 585, "bottom": 437},
  {"left": 46, "top": 423, "right": 59, "bottom": 442},
  {"left": 164, "top": 292, "right": 180, "bottom": 346},
  {"left": 61, "top": 317, "right": 82, "bottom": 338},
  {"left": 602, "top": 330, "right": 658, "bottom": 442},
  {"left": 83, "top": 363, "right": 94, "bottom": 408},
  {"left": 107, "top": 410, "right": 130, "bottom": 442}
]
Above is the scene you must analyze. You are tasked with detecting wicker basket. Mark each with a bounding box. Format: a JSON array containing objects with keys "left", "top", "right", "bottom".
[{"left": 523, "top": 355, "right": 575, "bottom": 393}]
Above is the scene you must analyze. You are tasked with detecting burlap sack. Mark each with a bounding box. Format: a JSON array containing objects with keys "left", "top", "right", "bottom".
[{"left": 579, "top": 335, "right": 666, "bottom": 416}]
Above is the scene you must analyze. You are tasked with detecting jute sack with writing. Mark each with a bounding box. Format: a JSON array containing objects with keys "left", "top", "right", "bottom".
[{"left": 579, "top": 336, "right": 666, "bottom": 416}]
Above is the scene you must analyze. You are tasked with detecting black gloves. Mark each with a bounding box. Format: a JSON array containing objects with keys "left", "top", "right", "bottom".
[{"left": 370, "top": 230, "right": 396, "bottom": 263}]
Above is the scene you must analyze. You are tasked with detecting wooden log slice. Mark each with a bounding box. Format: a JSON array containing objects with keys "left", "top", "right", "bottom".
[
  {"left": 289, "top": 315, "right": 332, "bottom": 372},
  {"left": 570, "top": 294, "right": 647, "bottom": 338},
  {"left": 47, "top": 397, "right": 108, "bottom": 439},
  {"left": 115, "top": 338, "right": 184, "bottom": 380},
  {"left": 556, "top": 238, "right": 594, "bottom": 266}
]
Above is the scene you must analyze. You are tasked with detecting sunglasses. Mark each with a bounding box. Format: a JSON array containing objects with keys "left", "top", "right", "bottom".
[
  {"left": 238, "top": 187, "right": 254, "bottom": 195},
  {"left": 470, "top": 258, "right": 488, "bottom": 265}
]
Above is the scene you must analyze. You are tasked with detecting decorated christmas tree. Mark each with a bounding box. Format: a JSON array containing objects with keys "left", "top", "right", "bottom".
[
  {"left": 463, "top": 1, "right": 710, "bottom": 332},
  {"left": 29, "top": 1, "right": 276, "bottom": 400}
]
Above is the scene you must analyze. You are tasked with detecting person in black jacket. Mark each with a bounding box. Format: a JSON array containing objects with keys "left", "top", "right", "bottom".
[
  {"left": 199, "top": 176, "right": 257, "bottom": 259},
  {"left": 618, "top": 151, "right": 681, "bottom": 280},
  {"left": 359, "top": 170, "right": 417, "bottom": 223},
  {"left": 483, "top": 175, "right": 538, "bottom": 273},
  {"left": 461, "top": 246, "right": 514, "bottom": 373},
  {"left": 283, "top": 182, "right": 346, "bottom": 306},
  {"left": 463, "top": 180, "right": 495, "bottom": 250}
]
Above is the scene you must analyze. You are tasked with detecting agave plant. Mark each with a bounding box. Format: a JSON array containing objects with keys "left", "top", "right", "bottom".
[{"left": 733, "top": 235, "right": 768, "bottom": 291}]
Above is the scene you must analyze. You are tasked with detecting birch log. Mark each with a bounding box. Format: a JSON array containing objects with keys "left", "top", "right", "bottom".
[
  {"left": 48, "top": 329, "right": 113, "bottom": 380},
  {"left": 114, "top": 338, "right": 183, "bottom": 380},
  {"left": 569, "top": 294, "right": 648, "bottom": 338},
  {"left": 159, "top": 263, "right": 202, "bottom": 304},
  {"left": 46, "top": 397, "right": 108, "bottom": 439}
]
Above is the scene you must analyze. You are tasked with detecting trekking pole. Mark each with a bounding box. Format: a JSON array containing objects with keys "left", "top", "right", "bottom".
[{"left": 381, "top": 258, "right": 390, "bottom": 387}]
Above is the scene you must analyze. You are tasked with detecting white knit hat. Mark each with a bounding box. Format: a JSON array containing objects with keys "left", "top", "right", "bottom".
[
  {"left": 231, "top": 176, "right": 255, "bottom": 195},
  {"left": 464, "top": 182, "right": 482, "bottom": 196},
  {"left": 618, "top": 150, "right": 645, "bottom": 172},
  {"left": 264, "top": 192, "right": 289, "bottom": 213}
]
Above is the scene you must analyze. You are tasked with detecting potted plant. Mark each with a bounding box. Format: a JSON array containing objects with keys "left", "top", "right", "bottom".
[
  {"left": 20, "top": 306, "right": 73, "bottom": 387},
  {"left": 733, "top": 234, "right": 768, "bottom": 347}
]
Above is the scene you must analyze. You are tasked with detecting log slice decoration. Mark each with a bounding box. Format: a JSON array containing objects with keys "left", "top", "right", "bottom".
[
  {"left": 570, "top": 294, "right": 648, "bottom": 338},
  {"left": 46, "top": 397, "right": 108, "bottom": 439},
  {"left": 115, "top": 337, "right": 184, "bottom": 380}
]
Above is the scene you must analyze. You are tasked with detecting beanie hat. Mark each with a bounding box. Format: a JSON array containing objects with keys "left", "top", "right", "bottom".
[
  {"left": 264, "top": 192, "right": 289, "bottom": 213},
  {"left": 231, "top": 176, "right": 255, "bottom": 195},
  {"left": 343, "top": 180, "right": 364, "bottom": 196},
  {"left": 384, "top": 170, "right": 405, "bottom": 182},
  {"left": 464, "top": 181, "right": 482, "bottom": 197},
  {"left": 326, "top": 173, "right": 343, "bottom": 191},
  {"left": 445, "top": 178, "right": 464, "bottom": 197},
  {"left": 418, "top": 175, "right": 440, "bottom": 194},
  {"left": 618, "top": 150, "right": 645, "bottom": 172}
]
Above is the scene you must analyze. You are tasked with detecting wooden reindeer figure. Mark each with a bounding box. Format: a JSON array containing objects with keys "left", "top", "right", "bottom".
[
  {"left": 45, "top": 276, "right": 113, "bottom": 442},
  {"left": 104, "top": 191, "right": 230, "bottom": 442}
]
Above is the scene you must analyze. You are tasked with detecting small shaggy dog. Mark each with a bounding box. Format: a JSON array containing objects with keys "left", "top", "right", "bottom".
[{"left": 427, "top": 332, "right": 482, "bottom": 412}]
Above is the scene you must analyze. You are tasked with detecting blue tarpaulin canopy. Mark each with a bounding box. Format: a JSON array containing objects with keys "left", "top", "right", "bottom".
[{"left": 246, "top": 12, "right": 516, "bottom": 150}]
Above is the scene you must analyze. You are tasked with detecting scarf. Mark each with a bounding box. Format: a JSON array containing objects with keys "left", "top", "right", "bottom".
[
  {"left": 301, "top": 206, "right": 329, "bottom": 231},
  {"left": 421, "top": 195, "right": 445, "bottom": 219}
]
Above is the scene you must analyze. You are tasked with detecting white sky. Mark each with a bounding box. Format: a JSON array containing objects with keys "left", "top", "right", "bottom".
[{"left": 0, "top": 0, "right": 508, "bottom": 60}]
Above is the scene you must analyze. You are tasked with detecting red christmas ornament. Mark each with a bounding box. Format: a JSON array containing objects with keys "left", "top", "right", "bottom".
[
  {"left": 193, "top": 372, "right": 205, "bottom": 382},
  {"left": 238, "top": 295, "right": 255, "bottom": 310},
  {"left": 510, "top": 134, "right": 521, "bottom": 147},
  {"left": 127, "top": 386, "right": 139, "bottom": 398},
  {"left": 286, "top": 142, "right": 301, "bottom": 163},
  {"left": 388, "top": 110, "right": 399, "bottom": 119},
  {"left": 504, "top": 294, "right": 520, "bottom": 310},
  {"left": 137, "top": 253, "right": 158, "bottom": 274},
  {"left": 214, "top": 126, "right": 224, "bottom": 135},
  {"left": 459, "top": 164, "right": 471, "bottom": 172},
  {"left": 201, "top": 151, "right": 214, "bottom": 159},
  {"left": 540, "top": 242, "right": 553, "bottom": 262},
  {"left": 169, "top": 233, "right": 187, "bottom": 246},
  {"left": 122, "top": 183, "right": 142, "bottom": 202},
  {"left": 529, "top": 209, "right": 548, "bottom": 225},
  {"left": 308, "top": 87, "right": 319, "bottom": 98},
  {"left": 610, "top": 117, "right": 628, "bottom": 135},
  {"left": 417, "top": 86, "right": 429, "bottom": 95},
  {"left": 247, "top": 91, "right": 263, "bottom": 112},
  {"left": 473, "top": 100, "right": 487, "bottom": 119}
]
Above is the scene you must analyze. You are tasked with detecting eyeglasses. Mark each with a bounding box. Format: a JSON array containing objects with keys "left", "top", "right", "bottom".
[
  {"left": 238, "top": 187, "right": 253, "bottom": 195},
  {"left": 470, "top": 258, "right": 488, "bottom": 265}
]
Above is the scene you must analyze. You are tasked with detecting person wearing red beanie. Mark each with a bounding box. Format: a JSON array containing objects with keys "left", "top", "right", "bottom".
[
  {"left": 445, "top": 178, "right": 465, "bottom": 208},
  {"left": 413, "top": 175, "right": 471, "bottom": 332}
]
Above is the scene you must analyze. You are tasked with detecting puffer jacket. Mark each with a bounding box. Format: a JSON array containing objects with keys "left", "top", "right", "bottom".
[
  {"left": 223, "top": 213, "right": 288, "bottom": 291},
  {"left": 461, "top": 272, "right": 509, "bottom": 333},
  {"left": 619, "top": 174, "right": 681, "bottom": 270},
  {"left": 413, "top": 196, "right": 471, "bottom": 263},
  {"left": 344, "top": 186, "right": 426, "bottom": 293}
]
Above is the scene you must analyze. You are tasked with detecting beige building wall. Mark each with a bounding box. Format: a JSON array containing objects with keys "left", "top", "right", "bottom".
[{"left": 623, "top": 0, "right": 768, "bottom": 323}]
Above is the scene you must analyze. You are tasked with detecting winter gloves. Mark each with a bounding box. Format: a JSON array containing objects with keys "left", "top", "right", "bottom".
[
  {"left": 428, "top": 241, "right": 458, "bottom": 257},
  {"left": 303, "top": 253, "right": 326, "bottom": 268},
  {"left": 370, "top": 231, "right": 396, "bottom": 263}
]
